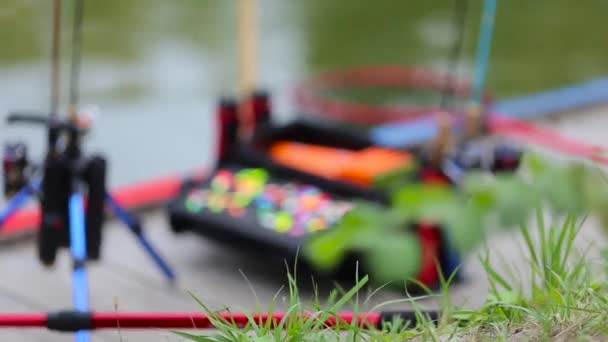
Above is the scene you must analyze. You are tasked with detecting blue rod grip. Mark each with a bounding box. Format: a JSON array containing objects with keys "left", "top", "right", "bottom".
[
  {"left": 69, "top": 193, "right": 88, "bottom": 266},
  {"left": 69, "top": 192, "right": 90, "bottom": 342},
  {"left": 75, "top": 330, "right": 90, "bottom": 342},
  {"left": 471, "top": 0, "right": 497, "bottom": 106}
]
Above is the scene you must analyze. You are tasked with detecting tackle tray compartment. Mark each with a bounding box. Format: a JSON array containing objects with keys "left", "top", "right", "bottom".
[{"left": 167, "top": 141, "right": 389, "bottom": 260}]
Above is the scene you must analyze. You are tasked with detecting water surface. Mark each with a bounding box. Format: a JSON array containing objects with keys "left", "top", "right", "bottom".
[{"left": 1, "top": 0, "right": 607, "bottom": 187}]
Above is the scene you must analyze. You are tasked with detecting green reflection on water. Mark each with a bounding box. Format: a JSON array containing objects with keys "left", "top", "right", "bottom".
[
  {"left": 1, "top": 0, "right": 607, "bottom": 98},
  {"left": 301, "top": 0, "right": 608, "bottom": 97}
]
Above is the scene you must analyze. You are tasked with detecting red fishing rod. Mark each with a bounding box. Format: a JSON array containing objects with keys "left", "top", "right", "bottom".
[
  {"left": 487, "top": 113, "right": 608, "bottom": 165},
  {"left": 0, "top": 310, "right": 438, "bottom": 332}
]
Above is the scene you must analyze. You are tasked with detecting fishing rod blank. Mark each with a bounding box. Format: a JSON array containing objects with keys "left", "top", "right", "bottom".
[
  {"left": 470, "top": 0, "right": 497, "bottom": 107},
  {"left": 50, "top": 0, "right": 62, "bottom": 117},
  {"left": 69, "top": 0, "right": 85, "bottom": 120},
  {"left": 105, "top": 194, "right": 176, "bottom": 281},
  {"left": 68, "top": 192, "right": 90, "bottom": 342},
  {"left": 440, "top": 0, "right": 469, "bottom": 109},
  {"left": 66, "top": 1, "right": 90, "bottom": 341}
]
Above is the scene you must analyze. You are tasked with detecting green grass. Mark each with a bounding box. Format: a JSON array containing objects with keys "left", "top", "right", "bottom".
[{"left": 176, "top": 210, "right": 608, "bottom": 341}]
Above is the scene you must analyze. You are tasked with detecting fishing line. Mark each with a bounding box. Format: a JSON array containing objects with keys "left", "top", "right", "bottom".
[
  {"left": 430, "top": 0, "right": 468, "bottom": 167},
  {"left": 439, "top": 0, "right": 469, "bottom": 109},
  {"left": 69, "top": 0, "right": 85, "bottom": 117},
  {"left": 50, "top": 0, "right": 62, "bottom": 116}
]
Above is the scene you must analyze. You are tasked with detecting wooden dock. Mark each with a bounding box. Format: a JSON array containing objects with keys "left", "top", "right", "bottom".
[{"left": 1, "top": 105, "right": 608, "bottom": 341}]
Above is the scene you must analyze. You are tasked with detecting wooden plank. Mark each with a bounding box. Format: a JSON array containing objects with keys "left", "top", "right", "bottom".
[
  {"left": 0, "top": 243, "right": 200, "bottom": 311},
  {"left": 0, "top": 237, "right": 205, "bottom": 341},
  {"left": 99, "top": 210, "right": 292, "bottom": 310},
  {"left": 100, "top": 210, "right": 407, "bottom": 311}
]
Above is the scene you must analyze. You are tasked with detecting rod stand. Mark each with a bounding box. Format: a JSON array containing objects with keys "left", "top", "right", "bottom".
[{"left": 105, "top": 193, "right": 176, "bottom": 282}]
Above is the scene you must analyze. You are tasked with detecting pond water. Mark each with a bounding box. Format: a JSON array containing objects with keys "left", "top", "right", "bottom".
[{"left": 1, "top": 0, "right": 607, "bottom": 188}]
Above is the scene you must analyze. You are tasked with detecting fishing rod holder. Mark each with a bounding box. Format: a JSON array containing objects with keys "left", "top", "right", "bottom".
[
  {"left": 1, "top": 110, "right": 175, "bottom": 280},
  {"left": 6, "top": 112, "right": 89, "bottom": 159}
]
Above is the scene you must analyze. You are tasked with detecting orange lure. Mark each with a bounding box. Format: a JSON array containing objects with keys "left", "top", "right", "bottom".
[{"left": 269, "top": 141, "right": 412, "bottom": 186}]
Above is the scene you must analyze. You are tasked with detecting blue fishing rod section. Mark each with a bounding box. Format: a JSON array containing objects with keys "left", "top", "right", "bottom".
[
  {"left": 470, "top": 0, "right": 497, "bottom": 107},
  {"left": 0, "top": 179, "right": 41, "bottom": 227},
  {"left": 370, "top": 76, "right": 608, "bottom": 148},
  {"left": 105, "top": 194, "right": 176, "bottom": 282},
  {"left": 68, "top": 192, "right": 90, "bottom": 342}
]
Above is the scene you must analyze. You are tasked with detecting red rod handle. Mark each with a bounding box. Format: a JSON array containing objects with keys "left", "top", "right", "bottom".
[{"left": 0, "top": 310, "right": 438, "bottom": 331}]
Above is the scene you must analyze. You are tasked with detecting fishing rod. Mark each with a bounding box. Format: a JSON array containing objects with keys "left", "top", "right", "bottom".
[
  {"left": 439, "top": 0, "right": 607, "bottom": 171},
  {"left": 439, "top": 0, "right": 468, "bottom": 109},
  {"left": 66, "top": 3, "right": 90, "bottom": 341},
  {"left": 237, "top": 0, "right": 258, "bottom": 141},
  {"left": 462, "top": 0, "right": 607, "bottom": 162},
  {"left": 488, "top": 113, "right": 608, "bottom": 164},
  {"left": 292, "top": 0, "right": 608, "bottom": 166},
  {"left": 57, "top": 2, "right": 92, "bottom": 340},
  {"left": 0, "top": 310, "right": 440, "bottom": 332},
  {"left": 427, "top": 0, "right": 476, "bottom": 180},
  {"left": 69, "top": 0, "right": 84, "bottom": 121},
  {"left": 470, "top": 0, "right": 497, "bottom": 109},
  {"left": 462, "top": 0, "right": 497, "bottom": 140},
  {"left": 441, "top": 0, "right": 521, "bottom": 176},
  {"left": 50, "top": 0, "right": 61, "bottom": 117}
]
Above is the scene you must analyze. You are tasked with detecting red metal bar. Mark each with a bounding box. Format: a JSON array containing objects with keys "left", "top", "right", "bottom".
[
  {"left": 488, "top": 113, "right": 608, "bottom": 165},
  {"left": 91, "top": 312, "right": 380, "bottom": 329},
  {"left": 0, "top": 311, "right": 385, "bottom": 330},
  {"left": 0, "top": 313, "right": 47, "bottom": 327}
]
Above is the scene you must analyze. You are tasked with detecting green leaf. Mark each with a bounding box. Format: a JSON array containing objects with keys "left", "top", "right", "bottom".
[
  {"left": 536, "top": 163, "right": 586, "bottom": 214},
  {"left": 520, "top": 152, "right": 549, "bottom": 179},
  {"left": 304, "top": 228, "right": 349, "bottom": 269},
  {"left": 392, "top": 183, "right": 454, "bottom": 212},
  {"left": 443, "top": 203, "right": 484, "bottom": 253},
  {"left": 493, "top": 175, "right": 535, "bottom": 227},
  {"left": 303, "top": 150, "right": 608, "bottom": 288},
  {"left": 363, "top": 234, "right": 422, "bottom": 285}
]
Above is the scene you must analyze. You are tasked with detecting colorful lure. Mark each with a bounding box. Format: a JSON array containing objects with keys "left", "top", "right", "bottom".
[{"left": 184, "top": 168, "right": 353, "bottom": 235}]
